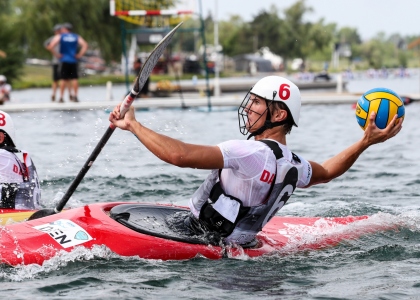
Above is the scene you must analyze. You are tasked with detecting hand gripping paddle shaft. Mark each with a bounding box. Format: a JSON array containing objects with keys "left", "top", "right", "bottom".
[{"left": 28, "top": 22, "right": 183, "bottom": 221}]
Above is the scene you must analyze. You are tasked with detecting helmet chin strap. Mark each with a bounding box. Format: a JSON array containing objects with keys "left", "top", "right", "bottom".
[{"left": 247, "top": 120, "right": 287, "bottom": 140}]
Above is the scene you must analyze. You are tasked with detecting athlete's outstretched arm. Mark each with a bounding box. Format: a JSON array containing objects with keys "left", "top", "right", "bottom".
[
  {"left": 109, "top": 105, "right": 224, "bottom": 170},
  {"left": 307, "top": 112, "right": 402, "bottom": 187}
]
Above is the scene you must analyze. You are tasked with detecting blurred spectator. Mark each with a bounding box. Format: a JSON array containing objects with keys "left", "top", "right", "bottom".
[
  {"left": 183, "top": 55, "right": 201, "bottom": 74},
  {"left": 46, "top": 22, "right": 88, "bottom": 103},
  {"left": 313, "top": 70, "right": 331, "bottom": 81},
  {"left": 44, "top": 24, "right": 63, "bottom": 102},
  {"left": 0, "top": 75, "right": 11, "bottom": 105},
  {"left": 343, "top": 68, "right": 354, "bottom": 80}
]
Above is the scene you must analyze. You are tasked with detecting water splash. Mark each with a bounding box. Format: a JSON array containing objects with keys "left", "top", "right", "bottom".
[
  {"left": 0, "top": 245, "right": 119, "bottom": 281},
  {"left": 223, "top": 211, "right": 420, "bottom": 260}
]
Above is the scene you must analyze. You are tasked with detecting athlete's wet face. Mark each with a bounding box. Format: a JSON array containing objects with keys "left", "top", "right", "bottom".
[
  {"left": 238, "top": 91, "right": 272, "bottom": 136},
  {"left": 244, "top": 94, "right": 268, "bottom": 131}
]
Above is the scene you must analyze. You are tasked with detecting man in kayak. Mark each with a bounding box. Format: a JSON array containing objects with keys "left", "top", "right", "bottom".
[
  {"left": 109, "top": 76, "right": 401, "bottom": 246},
  {"left": 0, "top": 111, "right": 41, "bottom": 209}
]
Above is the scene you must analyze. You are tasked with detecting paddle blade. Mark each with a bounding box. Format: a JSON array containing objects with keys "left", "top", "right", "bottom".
[
  {"left": 119, "top": 22, "right": 183, "bottom": 117},
  {"left": 27, "top": 208, "right": 56, "bottom": 221}
]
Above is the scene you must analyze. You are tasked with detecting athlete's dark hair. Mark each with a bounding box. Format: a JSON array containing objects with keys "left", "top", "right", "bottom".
[{"left": 269, "top": 101, "right": 294, "bottom": 134}]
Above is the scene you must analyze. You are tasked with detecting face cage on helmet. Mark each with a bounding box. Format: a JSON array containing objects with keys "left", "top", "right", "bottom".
[{"left": 237, "top": 89, "right": 276, "bottom": 136}]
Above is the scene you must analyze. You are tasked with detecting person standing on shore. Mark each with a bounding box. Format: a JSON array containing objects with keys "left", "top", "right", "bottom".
[
  {"left": 47, "top": 22, "right": 88, "bottom": 103},
  {"left": 44, "top": 24, "right": 63, "bottom": 102}
]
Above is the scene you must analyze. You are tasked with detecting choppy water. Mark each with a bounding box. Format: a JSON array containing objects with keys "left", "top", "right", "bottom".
[{"left": 1, "top": 80, "right": 420, "bottom": 299}]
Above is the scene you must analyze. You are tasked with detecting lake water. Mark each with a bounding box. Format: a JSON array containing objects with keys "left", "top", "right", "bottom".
[{"left": 1, "top": 77, "right": 420, "bottom": 299}]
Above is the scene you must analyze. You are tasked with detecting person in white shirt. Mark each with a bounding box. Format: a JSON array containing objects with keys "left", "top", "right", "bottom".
[
  {"left": 0, "top": 111, "right": 41, "bottom": 209},
  {"left": 44, "top": 24, "right": 63, "bottom": 102},
  {"left": 109, "top": 76, "right": 401, "bottom": 246},
  {"left": 0, "top": 75, "right": 11, "bottom": 104}
]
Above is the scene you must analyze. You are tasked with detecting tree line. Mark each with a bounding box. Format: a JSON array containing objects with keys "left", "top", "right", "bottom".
[
  {"left": 199, "top": 1, "right": 418, "bottom": 72},
  {"left": 0, "top": 0, "right": 418, "bottom": 83}
]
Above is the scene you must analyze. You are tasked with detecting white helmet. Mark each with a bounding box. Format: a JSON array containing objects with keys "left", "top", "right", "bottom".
[
  {"left": 238, "top": 76, "right": 301, "bottom": 138},
  {"left": 0, "top": 111, "right": 16, "bottom": 147},
  {"left": 250, "top": 76, "right": 301, "bottom": 126},
  {"left": 0, "top": 75, "right": 6, "bottom": 82}
]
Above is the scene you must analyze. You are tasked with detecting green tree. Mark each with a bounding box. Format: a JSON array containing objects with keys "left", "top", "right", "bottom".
[
  {"left": 0, "top": 0, "right": 13, "bottom": 15},
  {"left": 6, "top": 0, "right": 178, "bottom": 62},
  {"left": 246, "top": 1, "right": 334, "bottom": 70},
  {"left": 337, "top": 27, "right": 362, "bottom": 45},
  {"left": 361, "top": 40, "right": 383, "bottom": 68},
  {"left": 221, "top": 15, "right": 253, "bottom": 56},
  {"left": 398, "top": 51, "right": 408, "bottom": 68},
  {"left": 250, "top": 6, "right": 284, "bottom": 54},
  {"left": 335, "top": 27, "right": 362, "bottom": 61},
  {"left": 222, "top": 23, "right": 254, "bottom": 57},
  {"left": 10, "top": 0, "right": 122, "bottom": 62},
  {"left": 360, "top": 33, "right": 393, "bottom": 68},
  {"left": 0, "top": 15, "right": 25, "bottom": 84},
  {"left": 218, "top": 16, "right": 247, "bottom": 56},
  {"left": 302, "top": 18, "right": 334, "bottom": 60},
  {"left": 279, "top": 0, "right": 313, "bottom": 61}
]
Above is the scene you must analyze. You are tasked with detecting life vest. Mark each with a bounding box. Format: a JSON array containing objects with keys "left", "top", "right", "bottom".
[
  {"left": 0, "top": 150, "right": 41, "bottom": 209},
  {"left": 197, "top": 140, "right": 299, "bottom": 245}
]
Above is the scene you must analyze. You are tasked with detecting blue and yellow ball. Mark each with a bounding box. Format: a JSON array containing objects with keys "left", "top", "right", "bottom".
[{"left": 355, "top": 87, "right": 405, "bottom": 130}]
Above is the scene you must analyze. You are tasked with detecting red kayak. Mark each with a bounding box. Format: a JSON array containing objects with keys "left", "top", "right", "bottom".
[{"left": 0, "top": 202, "right": 391, "bottom": 266}]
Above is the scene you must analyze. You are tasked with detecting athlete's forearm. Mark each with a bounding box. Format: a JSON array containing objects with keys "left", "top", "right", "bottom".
[
  {"left": 320, "top": 138, "right": 369, "bottom": 180},
  {"left": 128, "top": 121, "right": 224, "bottom": 169},
  {"left": 129, "top": 121, "right": 191, "bottom": 167}
]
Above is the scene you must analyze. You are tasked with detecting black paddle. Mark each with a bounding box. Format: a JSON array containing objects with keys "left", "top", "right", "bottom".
[{"left": 28, "top": 22, "right": 183, "bottom": 221}]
